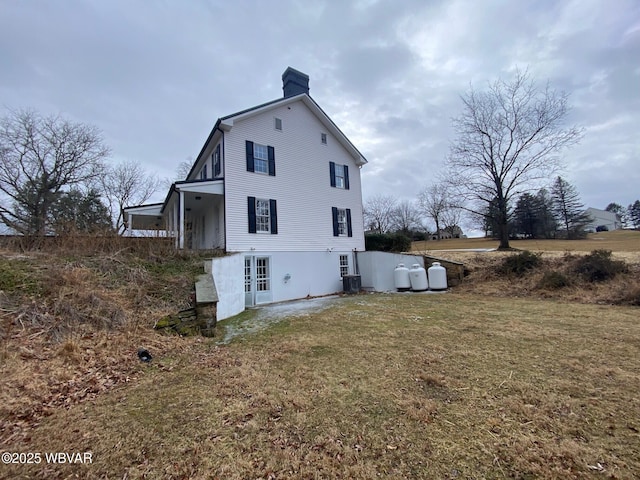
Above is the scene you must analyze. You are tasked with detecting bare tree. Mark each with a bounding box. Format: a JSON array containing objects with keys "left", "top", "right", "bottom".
[
  {"left": 175, "top": 159, "right": 192, "bottom": 180},
  {"left": 445, "top": 69, "right": 582, "bottom": 249},
  {"left": 417, "top": 183, "right": 449, "bottom": 240},
  {"left": 0, "top": 109, "right": 109, "bottom": 235},
  {"left": 441, "top": 205, "right": 463, "bottom": 237},
  {"left": 162, "top": 158, "right": 194, "bottom": 190},
  {"left": 101, "top": 160, "right": 161, "bottom": 234},
  {"left": 363, "top": 194, "right": 397, "bottom": 233},
  {"left": 391, "top": 200, "right": 422, "bottom": 235}
]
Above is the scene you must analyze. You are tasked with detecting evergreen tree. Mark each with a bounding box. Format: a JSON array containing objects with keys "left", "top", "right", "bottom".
[
  {"left": 512, "top": 189, "right": 557, "bottom": 239},
  {"left": 551, "top": 176, "right": 590, "bottom": 239},
  {"left": 513, "top": 193, "right": 540, "bottom": 238},
  {"left": 48, "top": 189, "right": 113, "bottom": 234},
  {"left": 628, "top": 200, "right": 640, "bottom": 229},
  {"left": 606, "top": 202, "right": 628, "bottom": 228},
  {"left": 536, "top": 188, "right": 558, "bottom": 238}
]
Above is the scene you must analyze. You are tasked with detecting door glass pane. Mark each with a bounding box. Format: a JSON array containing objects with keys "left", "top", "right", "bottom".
[
  {"left": 244, "top": 257, "right": 251, "bottom": 293},
  {"left": 256, "top": 257, "right": 270, "bottom": 291}
]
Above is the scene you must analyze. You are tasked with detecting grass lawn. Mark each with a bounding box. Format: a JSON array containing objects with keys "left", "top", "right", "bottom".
[
  {"left": 412, "top": 229, "right": 640, "bottom": 254},
  {"left": 5, "top": 293, "right": 639, "bottom": 479}
]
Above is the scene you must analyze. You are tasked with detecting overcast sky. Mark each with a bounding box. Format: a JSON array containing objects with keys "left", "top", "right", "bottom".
[{"left": 1, "top": 0, "right": 638, "bottom": 232}]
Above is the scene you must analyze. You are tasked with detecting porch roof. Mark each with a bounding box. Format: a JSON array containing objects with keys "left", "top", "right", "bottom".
[
  {"left": 124, "top": 179, "right": 224, "bottom": 231},
  {"left": 160, "top": 178, "right": 224, "bottom": 213},
  {"left": 122, "top": 203, "right": 164, "bottom": 230}
]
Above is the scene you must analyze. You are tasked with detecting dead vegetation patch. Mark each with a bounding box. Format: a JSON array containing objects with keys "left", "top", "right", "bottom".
[
  {"left": 4, "top": 294, "right": 639, "bottom": 479},
  {"left": 449, "top": 249, "right": 640, "bottom": 306},
  {"left": 0, "top": 245, "right": 213, "bottom": 446}
]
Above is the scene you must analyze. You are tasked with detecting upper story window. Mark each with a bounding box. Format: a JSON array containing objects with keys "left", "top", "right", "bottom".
[
  {"left": 200, "top": 164, "right": 208, "bottom": 180},
  {"left": 329, "top": 162, "right": 350, "bottom": 190},
  {"left": 254, "top": 144, "right": 269, "bottom": 174},
  {"left": 255, "top": 198, "right": 270, "bottom": 232},
  {"left": 335, "top": 164, "right": 345, "bottom": 189},
  {"left": 321, "top": 133, "right": 327, "bottom": 145},
  {"left": 332, "top": 207, "right": 352, "bottom": 237},
  {"left": 248, "top": 196, "right": 278, "bottom": 234},
  {"left": 275, "top": 117, "right": 282, "bottom": 131},
  {"left": 246, "top": 140, "right": 275, "bottom": 176},
  {"left": 213, "top": 144, "right": 221, "bottom": 177}
]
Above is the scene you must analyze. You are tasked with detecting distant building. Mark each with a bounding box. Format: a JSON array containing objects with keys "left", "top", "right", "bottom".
[
  {"left": 584, "top": 208, "right": 622, "bottom": 232},
  {"left": 429, "top": 226, "right": 464, "bottom": 240}
]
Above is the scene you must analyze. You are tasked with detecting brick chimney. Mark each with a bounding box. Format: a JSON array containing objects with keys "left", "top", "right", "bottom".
[{"left": 282, "top": 67, "right": 309, "bottom": 98}]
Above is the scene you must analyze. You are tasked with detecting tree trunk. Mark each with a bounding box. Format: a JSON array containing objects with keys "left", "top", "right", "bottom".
[{"left": 497, "top": 197, "right": 510, "bottom": 249}]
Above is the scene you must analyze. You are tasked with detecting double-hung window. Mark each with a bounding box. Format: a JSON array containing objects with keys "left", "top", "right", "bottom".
[
  {"left": 329, "top": 162, "right": 349, "bottom": 189},
  {"left": 255, "top": 198, "right": 270, "bottom": 232},
  {"left": 246, "top": 141, "right": 275, "bottom": 176},
  {"left": 335, "top": 164, "right": 345, "bottom": 188},
  {"left": 337, "top": 208, "right": 347, "bottom": 235},
  {"left": 332, "top": 207, "right": 352, "bottom": 237},
  {"left": 253, "top": 144, "right": 269, "bottom": 174},
  {"left": 213, "top": 144, "right": 221, "bottom": 177},
  {"left": 248, "top": 197, "right": 278, "bottom": 234}
]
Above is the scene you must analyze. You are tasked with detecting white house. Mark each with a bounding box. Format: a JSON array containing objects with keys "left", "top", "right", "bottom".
[
  {"left": 584, "top": 207, "right": 622, "bottom": 232},
  {"left": 125, "top": 67, "right": 368, "bottom": 314}
]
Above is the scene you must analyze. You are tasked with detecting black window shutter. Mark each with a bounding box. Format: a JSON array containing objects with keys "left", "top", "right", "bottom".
[
  {"left": 246, "top": 141, "right": 254, "bottom": 172},
  {"left": 268, "top": 146, "right": 276, "bottom": 176},
  {"left": 329, "top": 162, "right": 336, "bottom": 187},
  {"left": 269, "top": 199, "right": 278, "bottom": 234},
  {"left": 247, "top": 196, "right": 256, "bottom": 233},
  {"left": 344, "top": 165, "right": 350, "bottom": 190},
  {"left": 214, "top": 144, "right": 221, "bottom": 177},
  {"left": 332, "top": 207, "right": 339, "bottom": 236},
  {"left": 346, "top": 208, "right": 352, "bottom": 237}
]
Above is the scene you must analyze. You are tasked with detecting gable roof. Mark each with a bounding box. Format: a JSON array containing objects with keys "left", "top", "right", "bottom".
[{"left": 186, "top": 93, "right": 367, "bottom": 180}]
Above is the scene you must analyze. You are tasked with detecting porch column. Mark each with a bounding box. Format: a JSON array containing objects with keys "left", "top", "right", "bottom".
[
  {"left": 178, "top": 189, "right": 185, "bottom": 249},
  {"left": 172, "top": 200, "right": 178, "bottom": 248}
]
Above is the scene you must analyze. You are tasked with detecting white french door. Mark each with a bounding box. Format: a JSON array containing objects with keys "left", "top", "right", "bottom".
[{"left": 244, "top": 256, "right": 272, "bottom": 306}]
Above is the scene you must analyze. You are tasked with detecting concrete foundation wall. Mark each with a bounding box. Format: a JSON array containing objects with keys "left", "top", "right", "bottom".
[
  {"left": 210, "top": 253, "right": 245, "bottom": 321},
  {"left": 249, "top": 250, "right": 355, "bottom": 304},
  {"left": 357, "top": 251, "right": 425, "bottom": 292}
]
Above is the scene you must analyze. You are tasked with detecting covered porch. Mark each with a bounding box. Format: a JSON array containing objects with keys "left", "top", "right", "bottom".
[{"left": 124, "top": 179, "right": 225, "bottom": 250}]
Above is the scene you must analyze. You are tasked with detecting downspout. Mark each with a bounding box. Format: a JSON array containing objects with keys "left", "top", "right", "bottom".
[
  {"left": 219, "top": 127, "right": 227, "bottom": 253},
  {"left": 353, "top": 248, "right": 359, "bottom": 275}
]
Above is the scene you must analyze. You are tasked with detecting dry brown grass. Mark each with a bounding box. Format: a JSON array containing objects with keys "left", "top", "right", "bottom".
[
  {"left": 0, "top": 244, "right": 212, "bottom": 451},
  {"left": 2, "top": 294, "right": 639, "bottom": 479},
  {"left": 2, "top": 234, "right": 639, "bottom": 479},
  {"left": 412, "top": 229, "right": 640, "bottom": 258}
]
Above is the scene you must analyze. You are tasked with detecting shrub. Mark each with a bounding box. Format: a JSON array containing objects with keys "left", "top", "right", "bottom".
[
  {"left": 497, "top": 250, "right": 541, "bottom": 276},
  {"left": 365, "top": 233, "right": 412, "bottom": 252},
  {"left": 538, "top": 271, "right": 570, "bottom": 290},
  {"left": 620, "top": 286, "right": 640, "bottom": 306},
  {"left": 572, "top": 250, "right": 628, "bottom": 282}
]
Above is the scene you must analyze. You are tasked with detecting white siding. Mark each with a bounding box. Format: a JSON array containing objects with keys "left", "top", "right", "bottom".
[
  {"left": 190, "top": 137, "right": 223, "bottom": 181},
  {"left": 223, "top": 100, "right": 365, "bottom": 252}
]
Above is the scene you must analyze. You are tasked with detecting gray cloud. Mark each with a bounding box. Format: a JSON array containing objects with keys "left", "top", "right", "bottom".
[{"left": 1, "top": 0, "right": 637, "bottom": 228}]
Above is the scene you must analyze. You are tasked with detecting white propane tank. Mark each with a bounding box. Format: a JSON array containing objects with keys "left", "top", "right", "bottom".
[
  {"left": 409, "top": 264, "right": 428, "bottom": 291},
  {"left": 428, "top": 262, "right": 448, "bottom": 290},
  {"left": 394, "top": 264, "right": 411, "bottom": 291}
]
